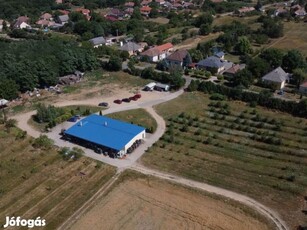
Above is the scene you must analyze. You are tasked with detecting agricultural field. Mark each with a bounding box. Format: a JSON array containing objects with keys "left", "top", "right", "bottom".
[
  {"left": 0, "top": 126, "right": 116, "bottom": 229},
  {"left": 70, "top": 171, "right": 272, "bottom": 230},
  {"left": 142, "top": 92, "right": 307, "bottom": 228},
  {"left": 106, "top": 108, "right": 157, "bottom": 133}
]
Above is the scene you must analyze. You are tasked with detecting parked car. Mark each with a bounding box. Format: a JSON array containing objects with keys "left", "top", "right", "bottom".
[
  {"left": 129, "top": 96, "right": 138, "bottom": 101},
  {"left": 98, "top": 102, "right": 109, "bottom": 107},
  {"left": 122, "top": 98, "right": 131, "bottom": 103},
  {"left": 114, "top": 99, "right": 122, "bottom": 104},
  {"left": 134, "top": 94, "right": 141, "bottom": 99}
]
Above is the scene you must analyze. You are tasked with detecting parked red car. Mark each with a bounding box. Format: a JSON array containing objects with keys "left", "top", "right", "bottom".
[
  {"left": 129, "top": 96, "right": 138, "bottom": 101},
  {"left": 134, "top": 94, "right": 141, "bottom": 99},
  {"left": 114, "top": 99, "right": 122, "bottom": 104}
]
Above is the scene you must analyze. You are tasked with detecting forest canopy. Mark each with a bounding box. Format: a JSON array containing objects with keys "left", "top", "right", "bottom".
[{"left": 0, "top": 39, "right": 98, "bottom": 99}]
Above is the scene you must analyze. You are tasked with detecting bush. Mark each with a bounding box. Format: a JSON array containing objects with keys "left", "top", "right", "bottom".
[
  {"left": 210, "top": 93, "right": 225, "bottom": 101},
  {"left": 33, "top": 135, "right": 54, "bottom": 149}
]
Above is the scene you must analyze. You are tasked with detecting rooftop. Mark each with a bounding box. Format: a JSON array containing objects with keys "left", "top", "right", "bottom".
[
  {"left": 89, "top": 36, "right": 106, "bottom": 45},
  {"left": 166, "top": 49, "right": 189, "bottom": 62},
  {"left": 262, "top": 67, "right": 289, "bottom": 83},
  {"left": 65, "top": 114, "right": 145, "bottom": 151}
]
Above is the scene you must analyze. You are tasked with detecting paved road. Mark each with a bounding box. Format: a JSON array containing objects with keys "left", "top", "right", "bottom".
[{"left": 11, "top": 76, "right": 288, "bottom": 230}]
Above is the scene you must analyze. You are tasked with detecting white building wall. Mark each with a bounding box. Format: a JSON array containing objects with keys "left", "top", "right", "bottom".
[{"left": 123, "top": 130, "right": 146, "bottom": 153}]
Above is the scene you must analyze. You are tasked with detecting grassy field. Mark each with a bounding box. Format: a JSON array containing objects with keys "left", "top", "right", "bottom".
[
  {"left": 70, "top": 170, "right": 273, "bottom": 230},
  {"left": 0, "top": 126, "right": 116, "bottom": 229},
  {"left": 265, "top": 21, "right": 307, "bottom": 55},
  {"left": 106, "top": 108, "right": 157, "bottom": 133},
  {"left": 142, "top": 92, "right": 307, "bottom": 228}
]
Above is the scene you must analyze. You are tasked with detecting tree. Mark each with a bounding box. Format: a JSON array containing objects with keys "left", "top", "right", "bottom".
[
  {"left": 292, "top": 68, "right": 307, "bottom": 88},
  {"left": 199, "top": 23, "right": 212, "bottom": 35},
  {"left": 194, "top": 13, "right": 213, "bottom": 28},
  {"left": 131, "top": 7, "right": 143, "bottom": 20},
  {"left": 5, "top": 119, "right": 17, "bottom": 132},
  {"left": 233, "top": 69, "right": 254, "bottom": 88},
  {"left": 248, "top": 57, "right": 270, "bottom": 78},
  {"left": 282, "top": 50, "right": 306, "bottom": 72},
  {"left": 234, "top": 36, "right": 252, "bottom": 54},
  {"left": 107, "top": 55, "right": 122, "bottom": 71},
  {"left": 260, "top": 48, "right": 284, "bottom": 68},
  {"left": 33, "top": 135, "right": 54, "bottom": 149},
  {"left": 0, "top": 78, "right": 19, "bottom": 100}
]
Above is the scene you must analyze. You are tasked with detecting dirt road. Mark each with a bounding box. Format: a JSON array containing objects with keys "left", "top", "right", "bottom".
[{"left": 131, "top": 164, "right": 289, "bottom": 230}]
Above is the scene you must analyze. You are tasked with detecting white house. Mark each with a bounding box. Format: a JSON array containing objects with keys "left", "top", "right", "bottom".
[
  {"left": 262, "top": 67, "right": 289, "bottom": 89},
  {"left": 140, "top": 43, "right": 173, "bottom": 62}
]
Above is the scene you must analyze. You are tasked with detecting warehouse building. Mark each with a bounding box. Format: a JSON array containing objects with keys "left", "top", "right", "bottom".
[{"left": 64, "top": 114, "right": 146, "bottom": 158}]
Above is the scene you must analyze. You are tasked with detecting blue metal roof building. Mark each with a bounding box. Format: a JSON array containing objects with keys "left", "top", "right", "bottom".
[{"left": 64, "top": 114, "right": 145, "bottom": 152}]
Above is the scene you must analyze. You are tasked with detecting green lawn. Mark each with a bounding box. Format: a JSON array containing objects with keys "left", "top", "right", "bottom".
[
  {"left": 142, "top": 92, "right": 307, "bottom": 228},
  {"left": 106, "top": 108, "right": 157, "bottom": 133}
]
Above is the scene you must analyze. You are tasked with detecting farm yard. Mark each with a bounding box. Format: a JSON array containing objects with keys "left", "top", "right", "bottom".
[
  {"left": 142, "top": 92, "right": 307, "bottom": 228},
  {"left": 70, "top": 171, "right": 272, "bottom": 230},
  {"left": 0, "top": 126, "right": 116, "bottom": 229}
]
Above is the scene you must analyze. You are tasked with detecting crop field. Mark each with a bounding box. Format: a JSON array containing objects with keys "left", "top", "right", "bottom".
[
  {"left": 0, "top": 126, "right": 116, "bottom": 229},
  {"left": 142, "top": 92, "right": 307, "bottom": 228},
  {"left": 70, "top": 171, "right": 272, "bottom": 230},
  {"left": 106, "top": 108, "right": 158, "bottom": 132}
]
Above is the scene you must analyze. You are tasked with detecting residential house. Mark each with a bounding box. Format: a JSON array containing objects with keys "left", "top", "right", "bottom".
[
  {"left": 223, "top": 64, "right": 246, "bottom": 78},
  {"left": 55, "top": 0, "right": 63, "bottom": 4},
  {"left": 196, "top": 56, "right": 228, "bottom": 74},
  {"left": 36, "top": 13, "right": 54, "bottom": 27},
  {"left": 0, "top": 99, "right": 8, "bottom": 108},
  {"left": 40, "top": 13, "right": 53, "bottom": 21},
  {"left": 14, "top": 16, "right": 31, "bottom": 29},
  {"left": 294, "top": 7, "right": 306, "bottom": 17},
  {"left": 75, "top": 8, "right": 91, "bottom": 21},
  {"left": 141, "top": 0, "right": 152, "bottom": 6},
  {"left": 155, "top": 0, "right": 166, "bottom": 6},
  {"left": 120, "top": 42, "right": 143, "bottom": 56},
  {"left": 89, "top": 36, "right": 106, "bottom": 48},
  {"left": 124, "top": 1, "right": 135, "bottom": 7},
  {"left": 106, "top": 8, "right": 125, "bottom": 20},
  {"left": 165, "top": 49, "right": 192, "bottom": 68},
  {"left": 215, "top": 51, "right": 225, "bottom": 60},
  {"left": 140, "top": 6, "right": 152, "bottom": 16},
  {"left": 140, "top": 43, "right": 173, "bottom": 62},
  {"left": 58, "top": 10, "right": 70, "bottom": 15},
  {"left": 0, "top": 20, "right": 10, "bottom": 32},
  {"left": 262, "top": 67, "right": 289, "bottom": 89},
  {"left": 299, "top": 81, "right": 307, "bottom": 94},
  {"left": 56, "top": 15, "right": 69, "bottom": 25},
  {"left": 274, "top": 7, "right": 288, "bottom": 17},
  {"left": 236, "top": 7, "right": 255, "bottom": 16},
  {"left": 125, "top": 8, "right": 134, "bottom": 16}
]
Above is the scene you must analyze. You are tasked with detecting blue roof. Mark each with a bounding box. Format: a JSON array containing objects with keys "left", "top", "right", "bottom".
[
  {"left": 215, "top": 51, "right": 225, "bottom": 58},
  {"left": 64, "top": 114, "right": 145, "bottom": 151}
]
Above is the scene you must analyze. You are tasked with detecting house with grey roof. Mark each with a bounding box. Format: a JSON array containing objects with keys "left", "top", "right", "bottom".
[
  {"left": 262, "top": 67, "right": 289, "bottom": 89},
  {"left": 89, "top": 36, "right": 106, "bottom": 48},
  {"left": 119, "top": 42, "right": 143, "bottom": 56},
  {"left": 56, "top": 15, "right": 69, "bottom": 25},
  {"left": 196, "top": 56, "right": 228, "bottom": 74},
  {"left": 299, "top": 81, "right": 307, "bottom": 95}
]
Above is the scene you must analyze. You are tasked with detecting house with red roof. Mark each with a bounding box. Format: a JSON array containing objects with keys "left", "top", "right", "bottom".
[
  {"left": 14, "top": 16, "right": 31, "bottom": 29},
  {"left": 74, "top": 8, "right": 91, "bottom": 21},
  {"left": 140, "top": 6, "right": 152, "bottom": 16},
  {"left": 140, "top": 43, "right": 173, "bottom": 62}
]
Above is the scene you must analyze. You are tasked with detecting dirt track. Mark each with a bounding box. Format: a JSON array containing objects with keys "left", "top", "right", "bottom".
[{"left": 69, "top": 178, "right": 271, "bottom": 230}]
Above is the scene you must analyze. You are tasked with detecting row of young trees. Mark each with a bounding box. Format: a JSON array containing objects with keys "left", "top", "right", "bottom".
[
  {"left": 0, "top": 39, "right": 98, "bottom": 100},
  {"left": 187, "top": 80, "right": 307, "bottom": 118}
]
